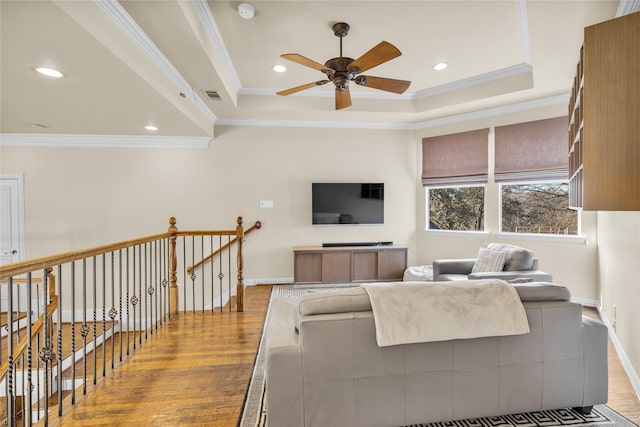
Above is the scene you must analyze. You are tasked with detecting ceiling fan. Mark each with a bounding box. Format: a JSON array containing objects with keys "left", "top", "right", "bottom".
[{"left": 276, "top": 22, "right": 411, "bottom": 110}]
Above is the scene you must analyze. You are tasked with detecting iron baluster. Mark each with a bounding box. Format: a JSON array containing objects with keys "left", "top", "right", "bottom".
[
  {"left": 209, "top": 236, "right": 216, "bottom": 313},
  {"left": 144, "top": 243, "right": 148, "bottom": 340},
  {"left": 82, "top": 258, "right": 89, "bottom": 395},
  {"left": 109, "top": 252, "right": 116, "bottom": 370},
  {"left": 26, "top": 273, "right": 33, "bottom": 426},
  {"left": 57, "top": 264, "right": 63, "bottom": 416},
  {"left": 126, "top": 247, "right": 130, "bottom": 356},
  {"left": 119, "top": 249, "right": 123, "bottom": 361},
  {"left": 182, "top": 236, "right": 186, "bottom": 313},
  {"left": 191, "top": 235, "right": 195, "bottom": 314},
  {"left": 40, "top": 269, "right": 55, "bottom": 426},
  {"left": 93, "top": 256, "right": 98, "bottom": 386},
  {"left": 71, "top": 261, "right": 77, "bottom": 404}
]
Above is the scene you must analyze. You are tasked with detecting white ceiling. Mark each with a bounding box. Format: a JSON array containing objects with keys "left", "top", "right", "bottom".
[{"left": 0, "top": 0, "right": 626, "bottom": 142}]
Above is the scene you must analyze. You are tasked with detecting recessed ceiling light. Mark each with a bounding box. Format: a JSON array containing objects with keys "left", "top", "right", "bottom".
[
  {"left": 272, "top": 65, "right": 286, "bottom": 73},
  {"left": 28, "top": 123, "right": 48, "bottom": 129},
  {"left": 34, "top": 66, "right": 66, "bottom": 78},
  {"left": 433, "top": 62, "right": 449, "bottom": 71},
  {"left": 144, "top": 125, "right": 159, "bottom": 131}
]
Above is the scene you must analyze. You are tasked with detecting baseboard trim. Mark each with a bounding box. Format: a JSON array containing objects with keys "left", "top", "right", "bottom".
[
  {"left": 572, "top": 296, "right": 599, "bottom": 307},
  {"left": 597, "top": 308, "right": 640, "bottom": 402},
  {"left": 244, "top": 277, "right": 294, "bottom": 286}
]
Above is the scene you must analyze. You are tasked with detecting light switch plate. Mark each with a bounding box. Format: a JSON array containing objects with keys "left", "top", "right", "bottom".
[{"left": 260, "top": 200, "right": 274, "bottom": 208}]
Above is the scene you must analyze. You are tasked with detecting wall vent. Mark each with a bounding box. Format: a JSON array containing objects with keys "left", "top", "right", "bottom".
[{"left": 202, "top": 90, "right": 221, "bottom": 101}]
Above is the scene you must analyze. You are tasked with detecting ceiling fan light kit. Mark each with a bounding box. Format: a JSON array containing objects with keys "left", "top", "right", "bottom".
[{"left": 277, "top": 22, "right": 411, "bottom": 110}]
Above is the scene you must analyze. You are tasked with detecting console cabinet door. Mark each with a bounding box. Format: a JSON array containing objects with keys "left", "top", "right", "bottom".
[
  {"left": 352, "top": 251, "right": 378, "bottom": 281},
  {"left": 294, "top": 252, "right": 322, "bottom": 283},
  {"left": 378, "top": 249, "right": 407, "bottom": 281},
  {"left": 321, "top": 252, "right": 352, "bottom": 283}
]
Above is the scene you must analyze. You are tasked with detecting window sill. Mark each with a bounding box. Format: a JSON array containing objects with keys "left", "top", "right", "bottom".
[
  {"left": 496, "top": 232, "right": 587, "bottom": 244},
  {"left": 424, "top": 229, "right": 489, "bottom": 239}
]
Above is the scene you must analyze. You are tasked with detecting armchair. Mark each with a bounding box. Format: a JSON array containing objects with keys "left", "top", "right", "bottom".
[{"left": 432, "top": 243, "right": 553, "bottom": 282}]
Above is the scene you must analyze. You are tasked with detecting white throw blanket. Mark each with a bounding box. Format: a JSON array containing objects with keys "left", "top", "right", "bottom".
[{"left": 360, "top": 280, "right": 530, "bottom": 347}]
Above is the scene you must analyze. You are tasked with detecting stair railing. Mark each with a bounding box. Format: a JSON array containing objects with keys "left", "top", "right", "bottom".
[{"left": 0, "top": 216, "right": 253, "bottom": 426}]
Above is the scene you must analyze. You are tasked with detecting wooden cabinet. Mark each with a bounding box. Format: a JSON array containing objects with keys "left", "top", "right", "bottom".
[
  {"left": 568, "top": 12, "right": 640, "bottom": 210},
  {"left": 293, "top": 246, "right": 408, "bottom": 284}
]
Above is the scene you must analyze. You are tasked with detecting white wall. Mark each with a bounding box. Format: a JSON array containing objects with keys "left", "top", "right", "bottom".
[
  {"left": 0, "top": 126, "right": 418, "bottom": 284},
  {"left": 597, "top": 211, "right": 640, "bottom": 395}
]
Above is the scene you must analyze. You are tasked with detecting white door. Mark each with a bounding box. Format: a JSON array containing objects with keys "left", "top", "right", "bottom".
[
  {"left": 1, "top": 174, "right": 27, "bottom": 313},
  {"left": 1, "top": 174, "right": 25, "bottom": 265}
]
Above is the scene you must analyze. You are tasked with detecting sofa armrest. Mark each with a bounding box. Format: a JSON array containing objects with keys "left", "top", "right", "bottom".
[
  {"left": 468, "top": 270, "right": 553, "bottom": 282},
  {"left": 582, "top": 316, "right": 608, "bottom": 406},
  {"left": 265, "top": 299, "right": 304, "bottom": 427},
  {"left": 432, "top": 258, "right": 475, "bottom": 279}
]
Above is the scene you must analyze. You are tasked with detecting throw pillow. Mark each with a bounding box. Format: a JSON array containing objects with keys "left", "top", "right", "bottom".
[
  {"left": 487, "top": 243, "right": 535, "bottom": 271},
  {"left": 471, "top": 247, "right": 507, "bottom": 273}
]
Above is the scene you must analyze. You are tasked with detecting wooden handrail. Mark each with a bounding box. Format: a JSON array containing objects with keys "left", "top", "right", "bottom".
[
  {"left": 0, "top": 295, "right": 58, "bottom": 380},
  {"left": 0, "top": 233, "right": 170, "bottom": 280},
  {"left": 186, "top": 220, "right": 262, "bottom": 275}
]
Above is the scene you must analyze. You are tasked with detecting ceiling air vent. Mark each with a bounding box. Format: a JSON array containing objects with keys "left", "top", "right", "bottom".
[{"left": 202, "top": 90, "right": 221, "bottom": 101}]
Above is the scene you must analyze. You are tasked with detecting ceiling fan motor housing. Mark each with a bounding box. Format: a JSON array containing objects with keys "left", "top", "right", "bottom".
[{"left": 325, "top": 57, "right": 356, "bottom": 90}]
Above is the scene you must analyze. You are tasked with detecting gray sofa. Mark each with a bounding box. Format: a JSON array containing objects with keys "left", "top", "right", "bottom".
[
  {"left": 265, "top": 282, "right": 608, "bottom": 427},
  {"left": 433, "top": 243, "right": 553, "bottom": 282}
]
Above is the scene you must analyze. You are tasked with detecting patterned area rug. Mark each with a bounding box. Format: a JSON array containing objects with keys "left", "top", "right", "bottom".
[{"left": 238, "top": 285, "right": 637, "bottom": 427}]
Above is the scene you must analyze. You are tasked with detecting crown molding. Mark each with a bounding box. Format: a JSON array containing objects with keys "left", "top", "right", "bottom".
[
  {"left": 94, "top": 0, "right": 217, "bottom": 124},
  {"left": 217, "top": 93, "right": 569, "bottom": 131},
  {"left": 191, "top": 0, "right": 242, "bottom": 94},
  {"left": 414, "top": 63, "right": 532, "bottom": 100},
  {"left": 414, "top": 93, "right": 569, "bottom": 130},
  {"left": 0, "top": 134, "right": 211, "bottom": 149},
  {"left": 214, "top": 118, "right": 413, "bottom": 131},
  {"left": 0, "top": 96, "right": 569, "bottom": 141}
]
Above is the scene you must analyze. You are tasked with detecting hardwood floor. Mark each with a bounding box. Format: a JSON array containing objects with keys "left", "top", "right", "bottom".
[
  {"left": 42, "top": 287, "right": 639, "bottom": 426},
  {"left": 48, "top": 285, "right": 272, "bottom": 426}
]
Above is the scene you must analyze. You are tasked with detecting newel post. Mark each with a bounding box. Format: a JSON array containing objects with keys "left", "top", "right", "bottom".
[
  {"left": 236, "top": 216, "right": 245, "bottom": 312},
  {"left": 168, "top": 217, "right": 179, "bottom": 317}
]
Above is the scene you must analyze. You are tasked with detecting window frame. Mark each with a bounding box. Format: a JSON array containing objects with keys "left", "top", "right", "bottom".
[
  {"left": 498, "top": 180, "right": 585, "bottom": 243},
  {"left": 425, "top": 184, "right": 488, "bottom": 236}
]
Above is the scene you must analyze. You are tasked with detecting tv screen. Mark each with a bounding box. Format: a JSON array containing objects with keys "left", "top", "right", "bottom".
[{"left": 312, "top": 183, "right": 384, "bottom": 225}]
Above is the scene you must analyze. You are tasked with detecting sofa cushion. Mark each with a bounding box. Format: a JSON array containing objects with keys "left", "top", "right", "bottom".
[
  {"left": 294, "top": 287, "right": 372, "bottom": 330},
  {"left": 487, "top": 243, "right": 535, "bottom": 271},
  {"left": 471, "top": 247, "right": 507, "bottom": 273}
]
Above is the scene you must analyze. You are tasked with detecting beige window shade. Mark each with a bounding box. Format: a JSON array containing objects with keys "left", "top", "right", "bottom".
[
  {"left": 422, "top": 128, "right": 489, "bottom": 186},
  {"left": 494, "top": 116, "right": 568, "bottom": 182}
]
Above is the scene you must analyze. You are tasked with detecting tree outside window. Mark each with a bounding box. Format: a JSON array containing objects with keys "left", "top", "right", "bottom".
[
  {"left": 428, "top": 186, "right": 485, "bottom": 231},
  {"left": 501, "top": 183, "right": 577, "bottom": 235}
]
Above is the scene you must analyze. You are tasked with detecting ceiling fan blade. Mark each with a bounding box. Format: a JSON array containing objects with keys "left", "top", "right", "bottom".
[
  {"left": 276, "top": 80, "right": 330, "bottom": 96},
  {"left": 348, "top": 41, "right": 401, "bottom": 74},
  {"left": 281, "top": 53, "right": 333, "bottom": 73},
  {"left": 335, "top": 87, "right": 352, "bottom": 110},
  {"left": 355, "top": 75, "right": 411, "bottom": 94}
]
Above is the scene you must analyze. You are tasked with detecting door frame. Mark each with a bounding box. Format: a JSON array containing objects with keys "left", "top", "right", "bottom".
[{"left": 1, "top": 173, "right": 26, "bottom": 263}]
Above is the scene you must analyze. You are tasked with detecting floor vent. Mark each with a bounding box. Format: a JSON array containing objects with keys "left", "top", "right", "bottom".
[{"left": 203, "top": 90, "right": 221, "bottom": 101}]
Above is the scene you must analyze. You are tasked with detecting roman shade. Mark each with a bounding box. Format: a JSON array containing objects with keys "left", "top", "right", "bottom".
[
  {"left": 494, "top": 116, "right": 568, "bottom": 182},
  {"left": 422, "top": 128, "right": 489, "bottom": 186}
]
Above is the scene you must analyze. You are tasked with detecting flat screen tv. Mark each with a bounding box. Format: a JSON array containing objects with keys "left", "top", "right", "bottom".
[{"left": 312, "top": 183, "right": 384, "bottom": 225}]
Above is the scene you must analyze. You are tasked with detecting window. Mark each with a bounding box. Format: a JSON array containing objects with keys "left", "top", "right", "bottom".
[
  {"left": 501, "top": 182, "right": 578, "bottom": 235},
  {"left": 428, "top": 186, "right": 485, "bottom": 231}
]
